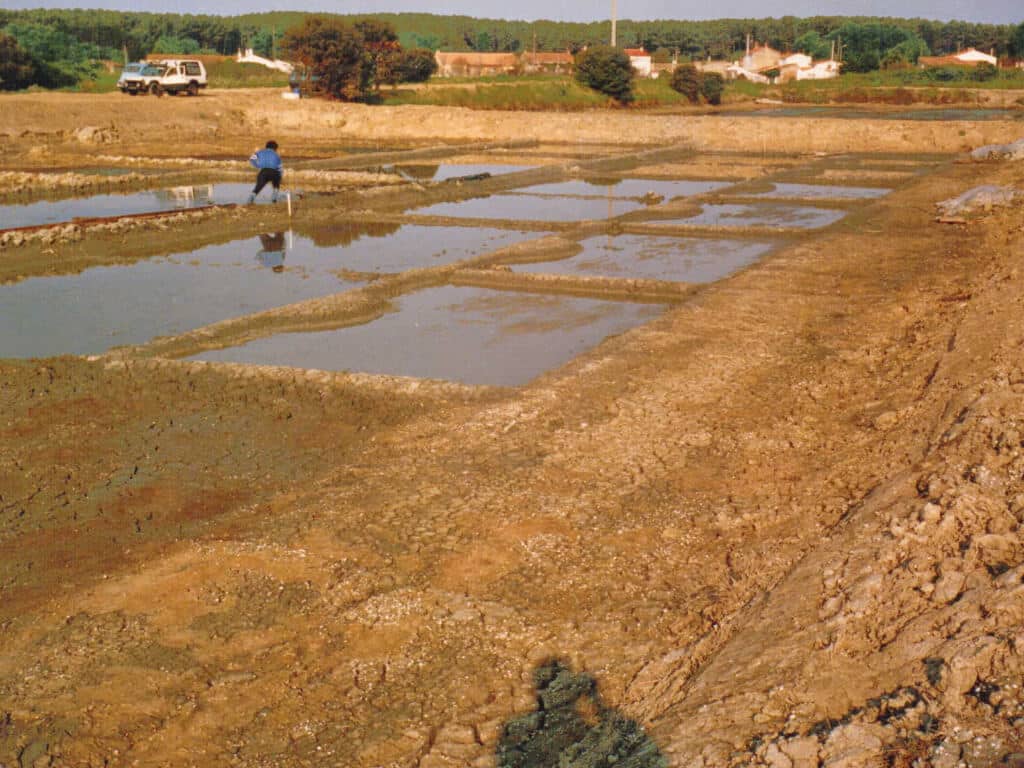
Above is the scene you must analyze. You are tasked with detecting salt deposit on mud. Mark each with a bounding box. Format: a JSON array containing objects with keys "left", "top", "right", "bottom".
[{"left": 1, "top": 89, "right": 1024, "bottom": 768}]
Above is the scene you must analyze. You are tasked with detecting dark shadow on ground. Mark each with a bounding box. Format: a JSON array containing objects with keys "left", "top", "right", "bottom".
[{"left": 496, "top": 659, "right": 667, "bottom": 768}]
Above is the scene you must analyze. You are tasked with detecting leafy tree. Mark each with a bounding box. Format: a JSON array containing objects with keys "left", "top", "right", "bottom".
[
  {"left": 669, "top": 63, "right": 701, "bottom": 102},
  {"left": 151, "top": 35, "right": 201, "bottom": 54},
  {"left": 828, "top": 22, "right": 927, "bottom": 73},
  {"left": 394, "top": 47, "right": 437, "bottom": 83},
  {"left": 0, "top": 32, "right": 36, "bottom": 90},
  {"left": 282, "top": 16, "right": 372, "bottom": 101},
  {"left": 794, "top": 30, "right": 831, "bottom": 59},
  {"left": 700, "top": 72, "right": 724, "bottom": 105},
  {"left": 249, "top": 28, "right": 276, "bottom": 58},
  {"left": 3, "top": 21, "right": 97, "bottom": 86},
  {"left": 355, "top": 18, "right": 401, "bottom": 89},
  {"left": 354, "top": 18, "right": 398, "bottom": 46},
  {"left": 1013, "top": 22, "right": 1024, "bottom": 58},
  {"left": 651, "top": 47, "right": 673, "bottom": 64},
  {"left": 575, "top": 45, "right": 633, "bottom": 103}
]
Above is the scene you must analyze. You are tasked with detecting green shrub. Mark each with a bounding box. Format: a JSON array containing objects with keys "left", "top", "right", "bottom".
[
  {"left": 0, "top": 32, "right": 36, "bottom": 90},
  {"left": 928, "top": 66, "right": 963, "bottom": 82},
  {"left": 970, "top": 62, "right": 998, "bottom": 82},
  {"left": 669, "top": 64, "right": 701, "bottom": 102},
  {"left": 574, "top": 45, "right": 633, "bottom": 103},
  {"left": 700, "top": 72, "right": 724, "bottom": 105},
  {"left": 395, "top": 47, "right": 436, "bottom": 83}
]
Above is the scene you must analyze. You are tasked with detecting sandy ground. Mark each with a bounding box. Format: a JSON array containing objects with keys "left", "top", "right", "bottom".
[
  {"left": 2, "top": 90, "right": 1024, "bottom": 160},
  {"left": 1, "top": 90, "right": 1024, "bottom": 768}
]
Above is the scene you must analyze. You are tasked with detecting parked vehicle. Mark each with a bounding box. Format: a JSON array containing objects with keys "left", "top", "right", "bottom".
[
  {"left": 149, "top": 59, "right": 208, "bottom": 97},
  {"left": 117, "top": 62, "right": 164, "bottom": 95},
  {"left": 287, "top": 66, "right": 320, "bottom": 98}
]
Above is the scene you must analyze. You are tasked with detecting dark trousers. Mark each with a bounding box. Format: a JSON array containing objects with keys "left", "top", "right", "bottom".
[{"left": 253, "top": 168, "right": 282, "bottom": 195}]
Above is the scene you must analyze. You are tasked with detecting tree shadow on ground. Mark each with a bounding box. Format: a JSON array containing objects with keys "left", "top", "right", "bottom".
[{"left": 496, "top": 658, "right": 667, "bottom": 768}]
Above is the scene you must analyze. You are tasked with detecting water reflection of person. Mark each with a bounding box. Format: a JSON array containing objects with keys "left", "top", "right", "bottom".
[{"left": 256, "top": 232, "right": 286, "bottom": 273}]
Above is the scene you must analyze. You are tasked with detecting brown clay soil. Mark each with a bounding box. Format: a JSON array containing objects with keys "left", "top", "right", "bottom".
[{"left": 1, "top": 90, "right": 1024, "bottom": 768}]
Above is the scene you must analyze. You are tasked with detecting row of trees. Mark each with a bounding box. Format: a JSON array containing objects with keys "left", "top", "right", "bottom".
[
  {"left": 2, "top": 8, "right": 1022, "bottom": 61},
  {"left": 2, "top": 8, "right": 1023, "bottom": 91}
]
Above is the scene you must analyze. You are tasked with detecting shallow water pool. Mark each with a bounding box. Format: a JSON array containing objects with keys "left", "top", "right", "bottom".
[
  {"left": 414, "top": 194, "right": 646, "bottom": 222},
  {"left": 751, "top": 183, "right": 889, "bottom": 200},
  {"left": 398, "top": 163, "right": 536, "bottom": 181},
  {"left": 2, "top": 183, "right": 257, "bottom": 230},
  {"left": 660, "top": 203, "right": 847, "bottom": 230},
  {"left": 512, "top": 235, "right": 776, "bottom": 283},
  {"left": 0, "top": 225, "right": 531, "bottom": 358},
  {"left": 188, "top": 285, "right": 665, "bottom": 386},
  {"left": 514, "top": 179, "right": 729, "bottom": 200}
]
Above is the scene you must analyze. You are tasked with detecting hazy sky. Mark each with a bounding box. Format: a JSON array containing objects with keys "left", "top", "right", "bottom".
[{"left": 2, "top": 0, "right": 1020, "bottom": 24}]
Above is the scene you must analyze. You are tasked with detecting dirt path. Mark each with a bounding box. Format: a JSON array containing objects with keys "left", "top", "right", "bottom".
[{"left": 2, "top": 90, "right": 1022, "bottom": 160}]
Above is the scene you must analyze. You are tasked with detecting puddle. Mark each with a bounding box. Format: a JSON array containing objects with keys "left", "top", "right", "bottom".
[
  {"left": 398, "top": 163, "right": 536, "bottom": 181},
  {"left": 0, "top": 232, "right": 368, "bottom": 358},
  {"left": 512, "top": 235, "right": 775, "bottom": 283},
  {"left": 415, "top": 194, "right": 646, "bottom": 222},
  {"left": 515, "top": 179, "right": 728, "bottom": 200},
  {"left": 187, "top": 285, "right": 664, "bottom": 386},
  {"left": 2, "top": 183, "right": 257, "bottom": 230},
  {"left": 663, "top": 203, "right": 846, "bottom": 229},
  {"left": 750, "top": 183, "right": 889, "bottom": 200}
]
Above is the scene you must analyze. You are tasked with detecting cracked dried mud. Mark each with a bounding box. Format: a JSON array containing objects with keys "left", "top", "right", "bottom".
[{"left": 1, "top": 90, "right": 1024, "bottom": 768}]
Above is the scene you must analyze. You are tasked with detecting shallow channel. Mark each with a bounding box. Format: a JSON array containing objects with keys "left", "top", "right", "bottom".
[{"left": 187, "top": 285, "right": 665, "bottom": 386}]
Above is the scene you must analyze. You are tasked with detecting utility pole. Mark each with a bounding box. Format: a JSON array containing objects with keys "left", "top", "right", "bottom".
[{"left": 611, "top": 0, "right": 617, "bottom": 47}]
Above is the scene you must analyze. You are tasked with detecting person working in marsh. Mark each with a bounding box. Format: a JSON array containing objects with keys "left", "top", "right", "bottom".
[{"left": 247, "top": 140, "right": 283, "bottom": 204}]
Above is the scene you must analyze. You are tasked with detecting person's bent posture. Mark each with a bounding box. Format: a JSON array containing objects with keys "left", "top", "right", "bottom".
[{"left": 248, "top": 140, "right": 283, "bottom": 204}]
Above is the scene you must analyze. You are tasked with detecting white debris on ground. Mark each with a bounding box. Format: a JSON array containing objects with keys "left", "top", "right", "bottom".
[
  {"left": 970, "top": 138, "right": 1024, "bottom": 161},
  {"left": 936, "top": 185, "right": 1018, "bottom": 218}
]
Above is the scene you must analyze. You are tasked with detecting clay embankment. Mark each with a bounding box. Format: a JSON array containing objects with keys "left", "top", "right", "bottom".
[{"left": 2, "top": 90, "right": 1023, "bottom": 158}]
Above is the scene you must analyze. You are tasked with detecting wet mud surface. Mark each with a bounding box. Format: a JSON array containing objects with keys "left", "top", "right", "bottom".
[{"left": 2, "top": 91, "right": 1024, "bottom": 768}]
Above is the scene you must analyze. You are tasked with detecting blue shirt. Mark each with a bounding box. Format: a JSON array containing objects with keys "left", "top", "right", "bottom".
[{"left": 250, "top": 148, "right": 283, "bottom": 172}]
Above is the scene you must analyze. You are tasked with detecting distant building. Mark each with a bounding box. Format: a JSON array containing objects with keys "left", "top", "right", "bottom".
[
  {"left": 521, "top": 51, "right": 574, "bottom": 74},
  {"left": 434, "top": 51, "right": 519, "bottom": 78},
  {"left": 715, "top": 35, "right": 839, "bottom": 83},
  {"left": 725, "top": 63, "right": 771, "bottom": 84},
  {"left": 918, "top": 47, "right": 998, "bottom": 68},
  {"left": 742, "top": 42, "right": 784, "bottom": 72},
  {"left": 624, "top": 48, "right": 653, "bottom": 78}
]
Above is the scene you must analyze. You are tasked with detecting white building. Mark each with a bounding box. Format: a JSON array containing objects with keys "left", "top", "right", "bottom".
[{"left": 624, "top": 48, "right": 653, "bottom": 78}]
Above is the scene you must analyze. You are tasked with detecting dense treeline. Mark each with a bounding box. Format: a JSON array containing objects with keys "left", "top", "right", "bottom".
[{"left": 0, "top": 8, "right": 1022, "bottom": 91}]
